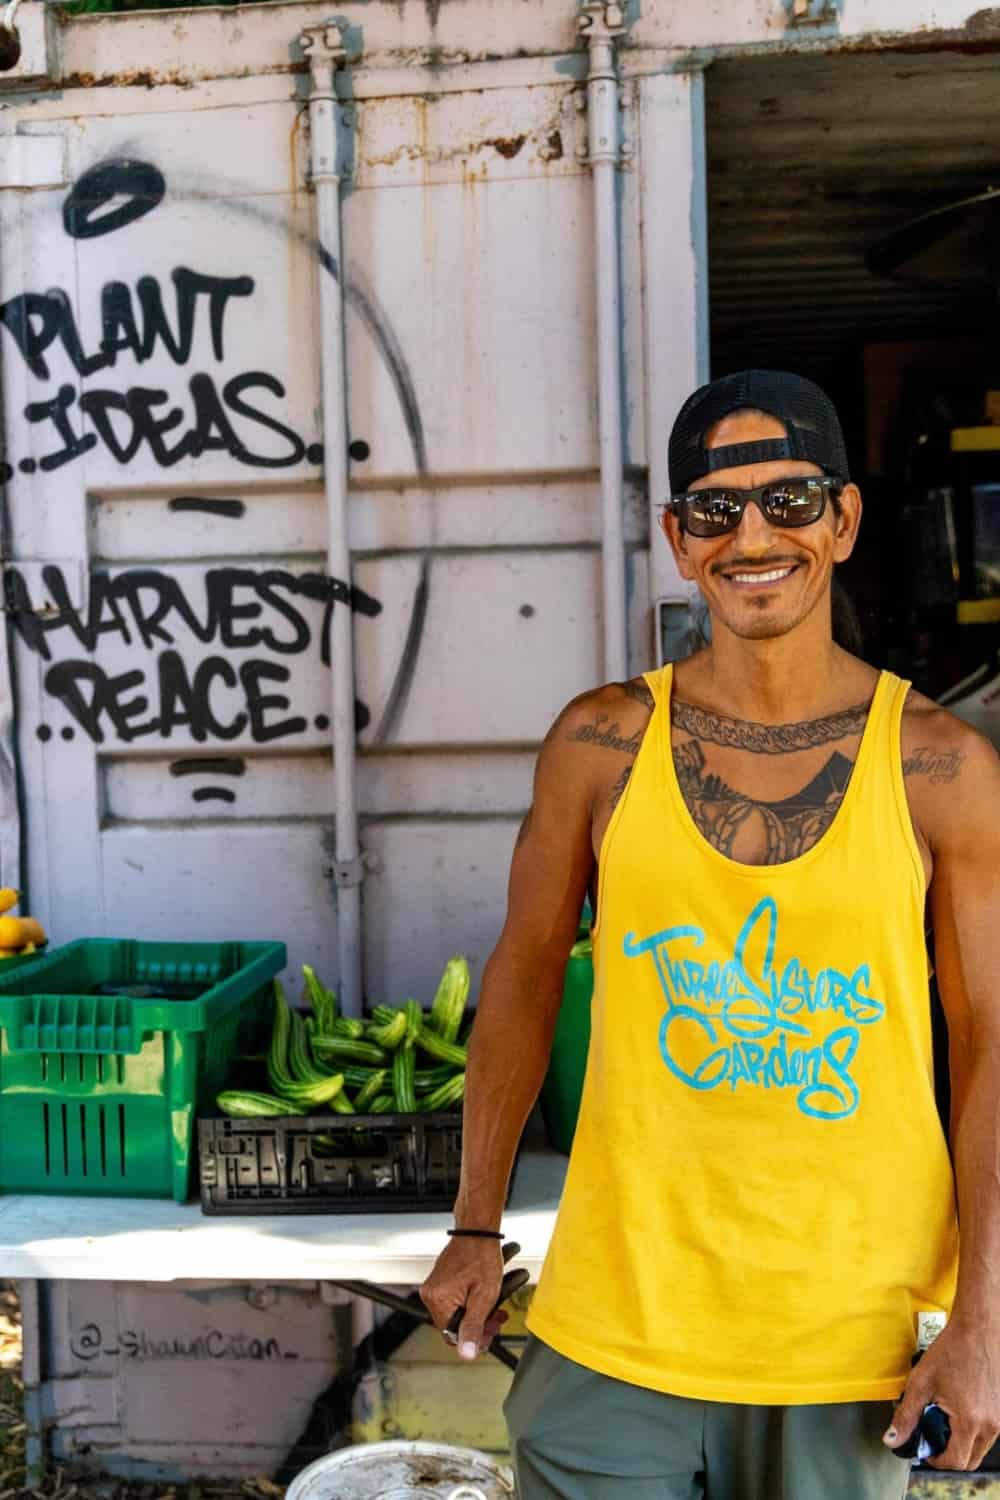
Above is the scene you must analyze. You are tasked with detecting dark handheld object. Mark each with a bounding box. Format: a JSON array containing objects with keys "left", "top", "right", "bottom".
[
  {"left": 331, "top": 1239, "right": 528, "bottom": 1371},
  {"left": 443, "top": 1241, "right": 529, "bottom": 1367},
  {"left": 892, "top": 1404, "right": 952, "bottom": 1461}
]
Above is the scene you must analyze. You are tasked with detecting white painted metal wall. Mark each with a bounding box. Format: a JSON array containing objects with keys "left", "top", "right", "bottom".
[{"left": 0, "top": 0, "right": 987, "bottom": 1006}]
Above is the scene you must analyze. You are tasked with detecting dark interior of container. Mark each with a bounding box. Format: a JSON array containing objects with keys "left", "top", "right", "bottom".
[{"left": 706, "top": 45, "right": 1000, "bottom": 701}]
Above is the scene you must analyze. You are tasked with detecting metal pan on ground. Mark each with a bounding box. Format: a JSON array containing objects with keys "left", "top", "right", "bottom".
[{"left": 284, "top": 1439, "right": 515, "bottom": 1500}]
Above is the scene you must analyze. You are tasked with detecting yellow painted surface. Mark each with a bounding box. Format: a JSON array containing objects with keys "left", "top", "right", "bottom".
[
  {"left": 352, "top": 1352, "right": 516, "bottom": 1454},
  {"left": 351, "top": 1288, "right": 531, "bottom": 1453},
  {"left": 957, "top": 599, "right": 1000, "bottom": 624},
  {"left": 950, "top": 427, "right": 1000, "bottom": 452}
]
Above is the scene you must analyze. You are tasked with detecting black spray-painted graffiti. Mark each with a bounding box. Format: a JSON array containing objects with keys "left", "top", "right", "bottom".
[
  {"left": 6, "top": 563, "right": 380, "bottom": 749},
  {"left": 63, "top": 158, "right": 166, "bottom": 240},
  {"left": 0, "top": 265, "right": 321, "bottom": 473},
  {"left": 70, "top": 1320, "right": 299, "bottom": 1363},
  {"left": 3, "top": 153, "right": 432, "bottom": 746}
]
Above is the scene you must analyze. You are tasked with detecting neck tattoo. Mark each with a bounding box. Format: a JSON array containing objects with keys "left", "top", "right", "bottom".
[{"left": 671, "top": 698, "right": 870, "bottom": 755}]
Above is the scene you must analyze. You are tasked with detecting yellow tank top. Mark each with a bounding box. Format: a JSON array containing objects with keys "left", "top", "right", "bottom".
[{"left": 527, "top": 665, "right": 958, "bottom": 1404}]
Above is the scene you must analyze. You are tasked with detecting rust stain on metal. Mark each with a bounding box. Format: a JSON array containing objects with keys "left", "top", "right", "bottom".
[
  {"left": 831, "top": 16, "right": 1000, "bottom": 55},
  {"left": 363, "top": 130, "right": 537, "bottom": 170},
  {"left": 57, "top": 61, "right": 306, "bottom": 91},
  {"left": 289, "top": 101, "right": 305, "bottom": 197},
  {"left": 486, "top": 133, "right": 526, "bottom": 158}
]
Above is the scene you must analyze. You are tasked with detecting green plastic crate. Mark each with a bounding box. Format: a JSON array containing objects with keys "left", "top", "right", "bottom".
[{"left": 0, "top": 938, "right": 285, "bottom": 1201}]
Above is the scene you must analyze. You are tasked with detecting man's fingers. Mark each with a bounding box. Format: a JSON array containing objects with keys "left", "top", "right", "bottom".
[
  {"left": 930, "top": 1413, "right": 997, "bottom": 1473},
  {"left": 883, "top": 1394, "right": 923, "bottom": 1450},
  {"left": 457, "top": 1289, "right": 497, "bottom": 1361},
  {"left": 420, "top": 1284, "right": 471, "bottom": 1340},
  {"left": 928, "top": 1422, "right": 971, "bottom": 1473}
]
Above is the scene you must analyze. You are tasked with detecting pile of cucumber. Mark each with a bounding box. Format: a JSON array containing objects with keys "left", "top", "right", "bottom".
[{"left": 216, "top": 956, "right": 470, "bottom": 1119}]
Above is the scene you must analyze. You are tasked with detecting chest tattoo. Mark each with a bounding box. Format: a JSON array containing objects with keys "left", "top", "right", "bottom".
[{"left": 673, "top": 740, "right": 857, "bottom": 864}]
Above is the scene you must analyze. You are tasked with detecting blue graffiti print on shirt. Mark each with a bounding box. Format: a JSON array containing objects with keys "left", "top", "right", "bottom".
[{"left": 623, "top": 896, "right": 884, "bottom": 1121}]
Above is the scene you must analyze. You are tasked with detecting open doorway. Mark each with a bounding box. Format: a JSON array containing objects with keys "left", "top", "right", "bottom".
[{"left": 706, "top": 45, "right": 1000, "bottom": 740}]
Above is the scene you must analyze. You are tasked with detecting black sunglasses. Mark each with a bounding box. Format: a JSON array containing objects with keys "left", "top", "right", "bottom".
[{"left": 667, "top": 477, "right": 841, "bottom": 538}]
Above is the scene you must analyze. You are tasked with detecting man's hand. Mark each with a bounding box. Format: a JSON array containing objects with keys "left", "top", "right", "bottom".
[
  {"left": 884, "top": 1321, "right": 1000, "bottom": 1470},
  {"left": 420, "top": 1238, "right": 507, "bottom": 1361}
]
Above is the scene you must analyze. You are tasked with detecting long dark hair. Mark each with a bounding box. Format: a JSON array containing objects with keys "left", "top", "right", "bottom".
[
  {"left": 831, "top": 575, "right": 864, "bottom": 656},
  {"left": 829, "top": 489, "right": 864, "bottom": 657}
]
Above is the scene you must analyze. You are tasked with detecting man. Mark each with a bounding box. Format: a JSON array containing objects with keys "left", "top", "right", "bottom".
[{"left": 421, "top": 371, "right": 1000, "bottom": 1498}]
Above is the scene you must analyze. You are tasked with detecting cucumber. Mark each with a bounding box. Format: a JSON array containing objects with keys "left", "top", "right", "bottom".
[
  {"left": 267, "top": 983, "right": 298, "bottom": 1096},
  {"left": 289, "top": 1007, "right": 320, "bottom": 1084},
  {"left": 393, "top": 1043, "right": 416, "bottom": 1113},
  {"left": 414, "top": 1065, "right": 456, "bottom": 1093},
  {"left": 367, "top": 1010, "right": 408, "bottom": 1050},
  {"left": 354, "top": 1069, "right": 388, "bottom": 1111},
  {"left": 340, "top": 1065, "right": 381, "bottom": 1090},
  {"left": 420, "top": 1073, "right": 466, "bottom": 1112},
  {"left": 428, "top": 956, "right": 470, "bottom": 1044},
  {"left": 311, "top": 1035, "right": 389, "bottom": 1066},
  {"left": 416, "top": 1026, "right": 467, "bottom": 1068},
  {"left": 217, "top": 1090, "right": 301, "bottom": 1118},
  {"left": 302, "top": 964, "right": 337, "bottom": 1033},
  {"left": 272, "top": 1071, "right": 346, "bottom": 1108},
  {"left": 367, "top": 1094, "right": 397, "bottom": 1114},
  {"left": 332, "top": 1016, "right": 365, "bottom": 1040},
  {"left": 403, "top": 998, "right": 423, "bottom": 1045}
]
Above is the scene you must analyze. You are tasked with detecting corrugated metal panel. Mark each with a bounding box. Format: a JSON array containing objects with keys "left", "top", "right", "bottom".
[{"left": 706, "top": 48, "right": 1000, "bottom": 382}]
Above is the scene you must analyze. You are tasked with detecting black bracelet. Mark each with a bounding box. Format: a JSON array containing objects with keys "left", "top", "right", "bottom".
[{"left": 447, "top": 1228, "right": 503, "bottom": 1240}]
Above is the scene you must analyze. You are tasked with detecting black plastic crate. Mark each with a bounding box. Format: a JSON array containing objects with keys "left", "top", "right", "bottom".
[{"left": 198, "top": 1112, "right": 464, "bottom": 1214}]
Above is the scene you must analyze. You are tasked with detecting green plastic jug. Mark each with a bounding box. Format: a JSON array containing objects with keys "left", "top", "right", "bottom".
[{"left": 539, "top": 926, "right": 593, "bottom": 1155}]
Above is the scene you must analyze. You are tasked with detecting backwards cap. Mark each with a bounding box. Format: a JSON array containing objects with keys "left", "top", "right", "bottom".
[{"left": 668, "top": 370, "right": 850, "bottom": 494}]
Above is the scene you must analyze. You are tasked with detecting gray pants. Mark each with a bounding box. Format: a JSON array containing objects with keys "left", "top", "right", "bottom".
[{"left": 504, "top": 1337, "right": 910, "bottom": 1500}]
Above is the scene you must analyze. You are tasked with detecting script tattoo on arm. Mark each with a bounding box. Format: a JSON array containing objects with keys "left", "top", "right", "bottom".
[
  {"left": 672, "top": 699, "right": 869, "bottom": 753},
  {"left": 902, "top": 746, "right": 965, "bottom": 784},
  {"left": 567, "top": 715, "right": 642, "bottom": 755},
  {"left": 674, "top": 741, "right": 855, "bottom": 863},
  {"left": 562, "top": 680, "right": 653, "bottom": 812},
  {"left": 609, "top": 764, "right": 632, "bottom": 810}
]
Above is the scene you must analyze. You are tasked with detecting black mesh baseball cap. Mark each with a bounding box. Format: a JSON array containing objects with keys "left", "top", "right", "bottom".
[{"left": 668, "top": 370, "right": 850, "bottom": 494}]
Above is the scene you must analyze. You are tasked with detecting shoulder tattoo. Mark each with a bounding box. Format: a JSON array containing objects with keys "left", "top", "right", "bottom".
[
  {"left": 623, "top": 678, "right": 655, "bottom": 710},
  {"left": 567, "top": 715, "right": 642, "bottom": 755},
  {"left": 902, "top": 745, "right": 965, "bottom": 784}
]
